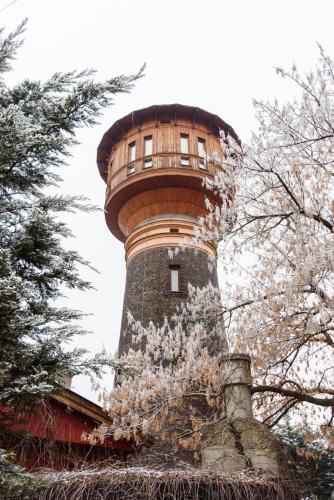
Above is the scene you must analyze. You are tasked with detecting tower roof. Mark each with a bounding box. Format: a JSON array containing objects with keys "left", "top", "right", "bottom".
[{"left": 97, "top": 103, "right": 239, "bottom": 182}]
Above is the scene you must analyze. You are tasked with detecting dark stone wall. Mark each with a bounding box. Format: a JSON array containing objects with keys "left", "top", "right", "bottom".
[{"left": 118, "top": 247, "right": 219, "bottom": 356}]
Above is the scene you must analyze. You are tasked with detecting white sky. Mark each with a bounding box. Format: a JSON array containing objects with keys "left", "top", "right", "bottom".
[{"left": 2, "top": 0, "right": 334, "bottom": 402}]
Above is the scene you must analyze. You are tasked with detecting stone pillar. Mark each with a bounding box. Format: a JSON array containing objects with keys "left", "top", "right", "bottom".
[
  {"left": 221, "top": 354, "right": 253, "bottom": 419},
  {"left": 202, "top": 353, "right": 288, "bottom": 477}
]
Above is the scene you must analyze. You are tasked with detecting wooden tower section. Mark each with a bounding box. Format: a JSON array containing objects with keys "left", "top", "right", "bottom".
[{"left": 97, "top": 104, "right": 238, "bottom": 356}]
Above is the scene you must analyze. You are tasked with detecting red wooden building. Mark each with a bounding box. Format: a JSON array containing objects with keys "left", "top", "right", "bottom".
[{"left": 1, "top": 388, "right": 133, "bottom": 470}]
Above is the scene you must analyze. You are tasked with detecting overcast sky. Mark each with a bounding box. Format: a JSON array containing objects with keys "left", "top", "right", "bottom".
[{"left": 2, "top": 0, "right": 334, "bottom": 402}]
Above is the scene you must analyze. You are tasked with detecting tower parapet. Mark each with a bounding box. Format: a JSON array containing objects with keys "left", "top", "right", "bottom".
[{"left": 97, "top": 104, "right": 238, "bottom": 356}]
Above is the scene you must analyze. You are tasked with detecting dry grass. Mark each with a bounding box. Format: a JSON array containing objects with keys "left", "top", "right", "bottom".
[{"left": 3, "top": 465, "right": 298, "bottom": 499}]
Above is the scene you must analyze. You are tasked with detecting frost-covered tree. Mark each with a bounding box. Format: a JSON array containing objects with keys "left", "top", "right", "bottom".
[
  {"left": 93, "top": 47, "right": 334, "bottom": 453},
  {"left": 207, "top": 46, "right": 334, "bottom": 437},
  {"left": 0, "top": 21, "right": 143, "bottom": 415},
  {"left": 91, "top": 283, "right": 225, "bottom": 456}
]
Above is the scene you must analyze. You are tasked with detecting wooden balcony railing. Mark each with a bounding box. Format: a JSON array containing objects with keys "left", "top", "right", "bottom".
[{"left": 107, "top": 152, "right": 224, "bottom": 192}]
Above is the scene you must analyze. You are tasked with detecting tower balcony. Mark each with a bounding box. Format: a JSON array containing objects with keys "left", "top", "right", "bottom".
[
  {"left": 104, "top": 157, "right": 223, "bottom": 243},
  {"left": 108, "top": 151, "right": 223, "bottom": 192},
  {"left": 97, "top": 104, "right": 238, "bottom": 243}
]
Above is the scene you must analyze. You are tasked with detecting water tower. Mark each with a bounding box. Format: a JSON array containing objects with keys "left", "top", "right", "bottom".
[{"left": 97, "top": 104, "right": 238, "bottom": 356}]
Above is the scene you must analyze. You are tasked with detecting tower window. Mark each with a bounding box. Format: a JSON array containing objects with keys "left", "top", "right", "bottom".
[
  {"left": 144, "top": 158, "right": 153, "bottom": 168},
  {"left": 128, "top": 164, "right": 136, "bottom": 175},
  {"left": 198, "top": 138, "right": 206, "bottom": 169},
  {"left": 144, "top": 135, "right": 153, "bottom": 156},
  {"left": 197, "top": 138, "right": 206, "bottom": 157},
  {"left": 128, "top": 141, "right": 136, "bottom": 162},
  {"left": 181, "top": 156, "right": 190, "bottom": 166},
  {"left": 180, "top": 134, "right": 189, "bottom": 154},
  {"left": 169, "top": 265, "right": 181, "bottom": 292}
]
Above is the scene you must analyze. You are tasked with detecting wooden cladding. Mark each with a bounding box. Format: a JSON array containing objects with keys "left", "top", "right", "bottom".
[
  {"left": 102, "top": 109, "right": 231, "bottom": 243},
  {"left": 108, "top": 155, "right": 223, "bottom": 192},
  {"left": 107, "top": 118, "right": 225, "bottom": 189},
  {"left": 118, "top": 186, "right": 210, "bottom": 236},
  {"left": 97, "top": 104, "right": 239, "bottom": 183}
]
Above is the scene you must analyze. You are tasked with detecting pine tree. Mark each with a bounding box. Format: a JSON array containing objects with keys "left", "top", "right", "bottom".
[
  {"left": 0, "top": 20, "right": 143, "bottom": 415},
  {"left": 276, "top": 422, "right": 334, "bottom": 499}
]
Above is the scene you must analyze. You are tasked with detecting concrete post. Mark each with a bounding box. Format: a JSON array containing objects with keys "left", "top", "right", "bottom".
[{"left": 221, "top": 354, "right": 253, "bottom": 419}]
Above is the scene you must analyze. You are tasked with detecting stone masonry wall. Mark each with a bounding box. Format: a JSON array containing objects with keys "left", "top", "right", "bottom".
[{"left": 118, "top": 247, "right": 219, "bottom": 356}]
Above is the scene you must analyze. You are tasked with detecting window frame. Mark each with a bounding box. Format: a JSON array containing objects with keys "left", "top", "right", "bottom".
[
  {"left": 128, "top": 141, "right": 136, "bottom": 163},
  {"left": 198, "top": 158, "right": 206, "bottom": 170},
  {"left": 197, "top": 137, "right": 207, "bottom": 169},
  {"left": 180, "top": 156, "right": 190, "bottom": 166},
  {"left": 144, "top": 158, "right": 153, "bottom": 168},
  {"left": 169, "top": 265, "right": 181, "bottom": 292},
  {"left": 144, "top": 135, "right": 153, "bottom": 156},
  {"left": 180, "top": 134, "right": 189, "bottom": 154},
  {"left": 197, "top": 137, "right": 206, "bottom": 157},
  {"left": 128, "top": 164, "right": 136, "bottom": 175}
]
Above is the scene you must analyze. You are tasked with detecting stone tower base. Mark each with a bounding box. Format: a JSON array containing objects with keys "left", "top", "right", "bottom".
[
  {"left": 202, "top": 417, "right": 287, "bottom": 475},
  {"left": 201, "top": 354, "right": 289, "bottom": 479}
]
